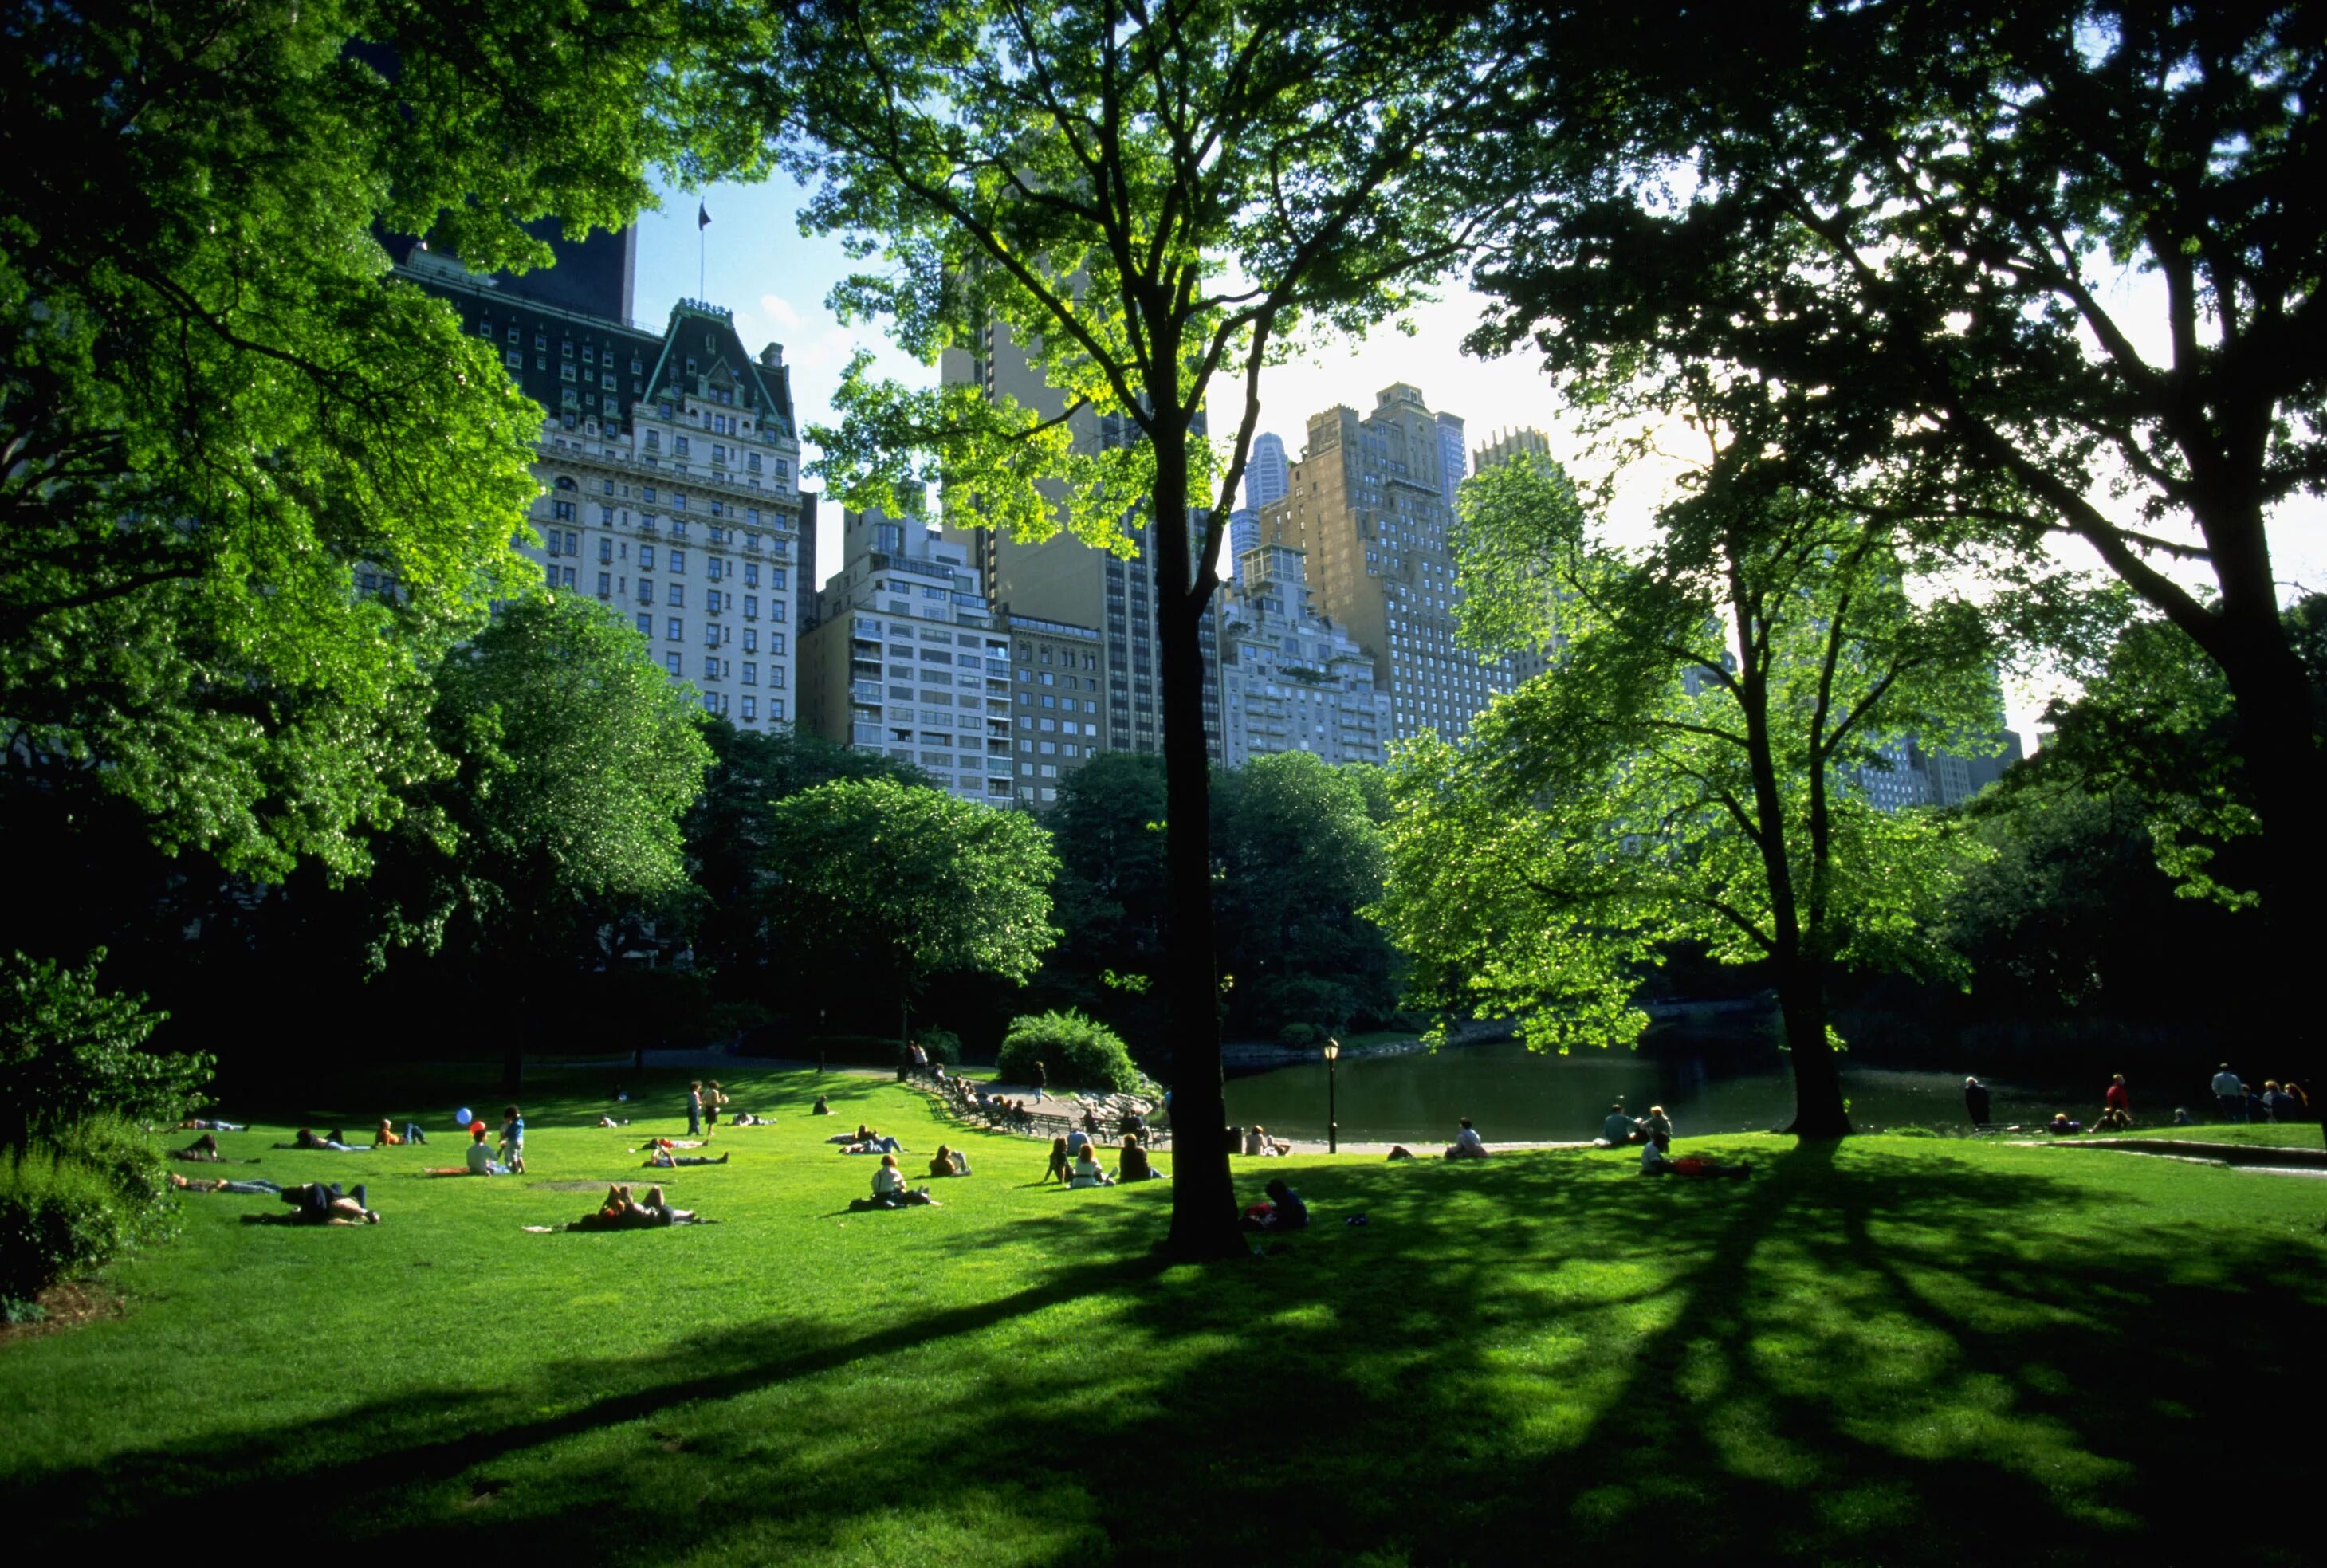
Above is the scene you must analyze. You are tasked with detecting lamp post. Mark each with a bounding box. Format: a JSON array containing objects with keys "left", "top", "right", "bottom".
[{"left": 1323, "top": 1038, "right": 1341, "bottom": 1155}]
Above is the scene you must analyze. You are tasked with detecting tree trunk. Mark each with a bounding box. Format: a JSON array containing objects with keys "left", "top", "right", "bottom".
[
  {"left": 1150, "top": 422, "right": 1244, "bottom": 1260},
  {"left": 1777, "top": 965, "right": 1849, "bottom": 1138}
]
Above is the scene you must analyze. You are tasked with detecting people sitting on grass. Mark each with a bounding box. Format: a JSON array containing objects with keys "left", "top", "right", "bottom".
[
  {"left": 277, "top": 1127, "right": 368, "bottom": 1153},
  {"left": 1070, "top": 1143, "right": 1114, "bottom": 1188},
  {"left": 373, "top": 1118, "right": 427, "bottom": 1147},
  {"left": 1642, "top": 1106, "right": 1674, "bottom": 1150},
  {"left": 1244, "top": 1124, "right": 1291, "bottom": 1157},
  {"left": 466, "top": 1122, "right": 510, "bottom": 1174},
  {"left": 1118, "top": 1134, "right": 1163, "bottom": 1183},
  {"left": 812, "top": 1095, "right": 832, "bottom": 1116},
  {"left": 1240, "top": 1177, "right": 1308, "bottom": 1232},
  {"left": 1445, "top": 1118, "right": 1491, "bottom": 1160},
  {"left": 177, "top": 1116, "right": 248, "bottom": 1133},
  {"left": 171, "top": 1172, "right": 282, "bottom": 1195},
  {"left": 2095, "top": 1104, "right": 2133, "bottom": 1132},
  {"left": 849, "top": 1153, "right": 938, "bottom": 1210},
  {"left": 1044, "top": 1134, "right": 1071, "bottom": 1185},
  {"left": 2046, "top": 1112, "right": 2084, "bottom": 1134},
  {"left": 927, "top": 1145, "right": 973, "bottom": 1178},
  {"left": 644, "top": 1139, "right": 731, "bottom": 1169},
  {"left": 1595, "top": 1103, "right": 1640, "bottom": 1148},
  {"left": 241, "top": 1181, "right": 378, "bottom": 1225}
]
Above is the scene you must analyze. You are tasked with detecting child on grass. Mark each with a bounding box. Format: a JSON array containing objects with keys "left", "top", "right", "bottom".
[{"left": 499, "top": 1105, "right": 526, "bottom": 1174}]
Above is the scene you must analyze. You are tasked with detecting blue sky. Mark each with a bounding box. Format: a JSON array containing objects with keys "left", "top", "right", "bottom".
[{"left": 632, "top": 175, "right": 2325, "bottom": 746}]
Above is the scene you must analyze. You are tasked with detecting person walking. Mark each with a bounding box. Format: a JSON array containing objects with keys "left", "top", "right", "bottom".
[
  {"left": 1963, "top": 1076, "right": 1991, "bottom": 1129},
  {"left": 2211, "top": 1064, "right": 2245, "bottom": 1123},
  {"left": 686, "top": 1081, "right": 706, "bottom": 1138},
  {"left": 1032, "top": 1059, "right": 1047, "bottom": 1104}
]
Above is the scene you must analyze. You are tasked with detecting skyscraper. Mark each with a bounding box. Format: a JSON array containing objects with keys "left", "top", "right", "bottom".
[
  {"left": 1258, "top": 383, "right": 1516, "bottom": 743},
  {"left": 1216, "top": 545, "right": 1392, "bottom": 767},
  {"left": 402, "top": 252, "right": 807, "bottom": 732},
  {"left": 1435, "top": 412, "right": 1468, "bottom": 508},
  {"left": 1244, "top": 431, "right": 1291, "bottom": 511}
]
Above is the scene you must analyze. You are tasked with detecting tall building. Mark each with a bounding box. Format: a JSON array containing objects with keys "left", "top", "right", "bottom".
[
  {"left": 939, "top": 323, "right": 1170, "bottom": 754},
  {"left": 1861, "top": 730, "right": 2026, "bottom": 811},
  {"left": 1472, "top": 426, "right": 1562, "bottom": 685},
  {"left": 1217, "top": 546, "right": 1392, "bottom": 767},
  {"left": 1227, "top": 507, "right": 1260, "bottom": 584},
  {"left": 402, "top": 252, "right": 807, "bottom": 730},
  {"left": 1436, "top": 412, "right": 1468, "bottom": 508},
  {"left": 1000, "top": 608, "right": 1110, "bottom": 807},
  {"left": 1244, "top": 432, "right": 1291, "bottom": 511},
  {"left": 797, "top": 508, "right": 1013, "bottom": 806},
  {"left": 1257, "top": 383, "right": 1517, "bottom": 743}
]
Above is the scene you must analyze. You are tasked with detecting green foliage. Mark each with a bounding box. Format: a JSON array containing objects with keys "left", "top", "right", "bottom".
[
  {"left": 996, "top": 1010, "right": 1146, "bottom": 1094},
  {"left": 0, "top": 1115, "right": 175, "bottom": 1308},
  {"left": 0, "top": 952, "right": 207, "bottom": 1152},
  {"left": 757, "top": 780, "right": 1059, "bottom": 1008},
  {"left": 1, "top": 0, "right": 757, "bottom": 883},
  {"left": 1046, "top": 753, "right": 1172, "bottom": 1000},
  {"left": 1213, "top": 752, "right": 1400, "bottom": 1039},
  {"left": 378, "top": 595, "right": 713, "bottom": 973},
  {"left": 1379, "top": 459, "right": 1999, "bottom": 1119}
]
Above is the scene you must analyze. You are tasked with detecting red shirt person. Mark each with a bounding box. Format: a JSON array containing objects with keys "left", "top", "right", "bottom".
[{"left": 2105, "top": 1075, "right": 2132, "bottom": 1113}]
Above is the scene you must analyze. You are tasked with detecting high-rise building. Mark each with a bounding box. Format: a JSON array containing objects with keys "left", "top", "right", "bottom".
[
  {"left": 1227, "top": 507, "right": 1260, "bottom": 584},
  {"left": 1217, "top": 546, "right": 1392, "bottom": 767},
  {"left": 1244, "top": 431, "right": 1291, "bottom": 511},
  {"left": 1436, "top": 412, "right": 1468, "bottom": 508},
  {"left": 1257, "top": 383, "right": 1517, "bottom": 743},
  {"left": 1861, "top": 730, "right": 2026, "bottom": 811},
  {"left": 1472, "top": 427, "right": 1562, "bottom": 685},
  {"left": 402, "top": 252, "right": 806, "bottom": 731},
  {"left": 938, "top": 323, "right": 1170, "bottom": 754},
  {"left": 1000, "top": 608, "right": 1110, "bottom": 807},
  {"left": 797, "top": 508, "right": 1014, "bottom": 806}
]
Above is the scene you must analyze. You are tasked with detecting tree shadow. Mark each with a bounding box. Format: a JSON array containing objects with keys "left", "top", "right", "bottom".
[{"left": 14, "top": 1142, "right": 2321, "bottom": 1562}]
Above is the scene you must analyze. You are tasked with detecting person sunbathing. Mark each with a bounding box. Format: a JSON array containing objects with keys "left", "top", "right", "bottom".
[
  {"left": 241, "top": 1181, "right": 379, "bottom": 1225},
  {"left": 927, "top": 1145, "right": 973, "bottom": 1178},
  {"left": 727, "top": 1111, "right": 775, "bottom": 1126},
  {"left": 177, "top": 1117, "right": 248, "bottom": 1133},
  {"left": 643, "top": 1140, "right": 731, "bottom": 1169},
  {"left": 170, "top": 1172, "right": 282, "bottom": 1195},
  {"left": 170, "top": 1133, "right": 227, "bottom": 1162},
  {"left": 373, "top": 1118, "right": 428, "bottom": 1146},
  {"left": 839, "top": 1133, "right": 905, "bottom": 1154},
  {"left": 274, "top": 1127, "right": 367, "bottom": 1153}
]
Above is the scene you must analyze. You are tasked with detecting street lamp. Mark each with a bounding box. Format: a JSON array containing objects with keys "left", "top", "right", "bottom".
[{"left": 1323, "top": 1038, "right": 1341, "bottom": 1155}]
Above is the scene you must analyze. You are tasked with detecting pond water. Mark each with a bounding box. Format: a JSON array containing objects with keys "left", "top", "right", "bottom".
[{"left": 1221, "top": 1040, "right": 2100, "bottom": 1143}]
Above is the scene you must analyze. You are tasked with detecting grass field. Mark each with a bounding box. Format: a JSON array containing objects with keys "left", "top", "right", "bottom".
[{"left": 3, "top": 1067, "right": 2322, "bottom": 1563}]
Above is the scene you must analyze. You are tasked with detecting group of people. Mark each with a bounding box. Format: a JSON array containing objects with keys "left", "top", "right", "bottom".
[
  {"left": 555, "top": 1183, "right": 704, "bottom": 1230},
  {"left": 2208, "top": 1066, "right": 2309, "bottom": 1124},
  {"left": 1039, "top": 1127, "right": 1165, "bottom": 1188},
  {"left": 1959, "top": 1068, "right": 2314, "bottom": 1134}
]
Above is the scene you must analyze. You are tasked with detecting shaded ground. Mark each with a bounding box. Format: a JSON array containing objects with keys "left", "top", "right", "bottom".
[{"left": 3, "top": 1070, "right": 2321, "bottom": 1563}]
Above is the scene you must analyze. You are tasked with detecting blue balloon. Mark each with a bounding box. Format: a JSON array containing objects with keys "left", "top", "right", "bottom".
[{"left": 455, "top": 1106, "right": 473, "bottom": 1127}]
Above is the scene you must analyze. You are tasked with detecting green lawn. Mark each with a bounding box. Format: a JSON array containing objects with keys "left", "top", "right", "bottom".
[{"left": 4, "top": 1069, "right": 2322, "bottom": 1562}]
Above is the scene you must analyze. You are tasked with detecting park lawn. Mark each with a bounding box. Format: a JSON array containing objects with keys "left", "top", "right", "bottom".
[
  {"left": 3, "top": 1071, "right": 2322, "bottom": 1564},
  {"left": 2067, "top": 1121, "right": 2325, "bottom": 1149}
]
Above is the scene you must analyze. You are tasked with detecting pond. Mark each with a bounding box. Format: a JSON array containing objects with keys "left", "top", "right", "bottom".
[{"left": 1220, "top": 1039, "right": 2105, "bottom": 1143}]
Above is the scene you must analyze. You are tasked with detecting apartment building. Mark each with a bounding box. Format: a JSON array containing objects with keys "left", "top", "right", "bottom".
[
  {"left": 401, "top": 251, "right": 810, "bottom": 730},
  {"left": 1258, "top": 383, "right": 1517, "bottom": 743},
  {"left": 798, "top": 509, "right": 1012, "bottom": 806},
  {"left": 1217, "top": 546, "right": 1392, "bottom": 768},
  {"left": 1000, "top": 609, "right": 1110, "bottom": 807}
]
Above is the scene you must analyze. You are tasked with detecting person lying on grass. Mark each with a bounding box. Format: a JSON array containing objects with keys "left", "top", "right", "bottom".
[
  {"left": 847, "top": 1153, "right": 938, "bottom": 1210},
  {"left": 728, "top": 1111, "right": 775, "bottom": 1126},
  {"left": 1070, "top": 1145, "right": 1114, "bottom": 1189},
  {"left": 177, "top": 1117, "right": 248, "bottom": 1133},
  {"left": 1118, "top": 1133, "right": 1164, "bottom": 1183},
  {"left": 597, "top": 1114, "right": 629, "bottom": 1127},
  {"left": 1638, "top": 1142, "right": 1751, "bottom": 1180},
  {"left": 927, "top": 1145, "right": 973, "bottom": 1178},
  {"left": 643, "top": 1140, "right": 731, "bottom": 1169},
  {"left": 171, "top": 1133, "right": 228, "bottom": 1163},
  {"left": 839, "top": 1134, "right": 905, "bottom": 1155},
  {"left": 552, "top": 1183, "right": 713, "bottom": 1230},
  {"left": 171, "top": 1172, "right": 282, "bottom": 1195},
  {"left": 374, "top": 1118, "right": 427, "bottom": 1147},
  {"left": 241, "top": 1182, "right": 379, "bottom": 1225},
  {"left": 1240, "top": 1178, "right": 1307, "bottom": 1232},
  {"left": 274, "top": 1128, "right": 367, "bottom": 1153}
]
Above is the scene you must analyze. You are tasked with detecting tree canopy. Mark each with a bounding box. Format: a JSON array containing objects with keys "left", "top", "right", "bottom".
[{"left": 1378, "top": 458, "right": 2003, "bottom": 1134}]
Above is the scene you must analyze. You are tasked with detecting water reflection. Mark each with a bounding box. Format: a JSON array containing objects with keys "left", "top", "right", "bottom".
[{"left": 1222, "top": 1040, "right": 2093, "bottom": 1142}]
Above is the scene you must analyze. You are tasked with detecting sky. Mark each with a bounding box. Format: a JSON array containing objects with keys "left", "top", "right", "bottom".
[{"left": 635, "top": 174, "right": 2326, "bottom": 749}]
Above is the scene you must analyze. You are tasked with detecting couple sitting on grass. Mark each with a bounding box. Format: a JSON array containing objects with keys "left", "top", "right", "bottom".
[
  {"left": 850, "top": 1153, "right": 940, "bottom": 1211},
  {"left": 1043, "top": 1131, "right": 1164, "bottom": 1188}
]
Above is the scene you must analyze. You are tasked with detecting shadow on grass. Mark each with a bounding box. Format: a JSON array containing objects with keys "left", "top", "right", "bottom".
[{"left": 14, "top": 1142, "right": 2323, "bottom": 1562}]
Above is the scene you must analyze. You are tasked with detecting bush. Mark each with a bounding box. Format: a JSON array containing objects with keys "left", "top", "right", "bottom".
[
  {"left": 914, "top": 1028, "right": 962, "bottom": 1066},
  {"left": 0, "top": 1117, "right": 176, "bottom": 1311},
  {"left": 1, "top": 949, "right": 210, "bottom": 1150},
  {"left": 996, "top": 1010, "right": 1148, "bottom": 1094}
]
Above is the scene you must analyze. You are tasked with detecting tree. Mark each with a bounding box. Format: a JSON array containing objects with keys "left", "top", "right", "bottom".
[
  {"left": 1, "top": 0, "right": 755, "bottom": 883},
  {"left": 687, "top": 725, "right": 931, "bottom": 994},
  {"left": 1212, "top": 752, "right": 1399, "bottom": 1044},
  {"left": 378, "top": 596, "right": 713, "bottom": 1087},
  {"left": 1472, "top": 0, "right": 2327, "bottom": 1116},
  {"left": 757, "top": 780, "right": 1059, "bottom": 1045},
  {"left": 738, "top": 0, "right": 1524, "bottom": 1256},
  {"left": 1046, "top": 753, "right": 1173, "bottom": 1008},
  {"left": 0, "top": 951, "right": 205, "bottom": 1152},
  {"left": 1376, "top": 458, "right": 2003, "bottom": 1136}
]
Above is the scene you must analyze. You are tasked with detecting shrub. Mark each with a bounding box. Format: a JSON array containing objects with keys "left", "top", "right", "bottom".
[
  {"left": 0, "top": 949, "right": 210, "bottom": 1151},
  {"left": 0, "top": 1117, "right": 175, "bottom": 1311},
  {"left": 914, "top": 1028, "right": 963, "bottom": 1066},
  {"left": 996, "top": 1010, "right": 1147, "bottom": 1094}
]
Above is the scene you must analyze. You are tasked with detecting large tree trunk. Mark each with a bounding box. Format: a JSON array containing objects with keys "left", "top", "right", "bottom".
[
  {"left": 1150, "top": 422, "right": 1244, "bottom": 1260},
  {"left": 1777, "top": 965, "right": 1849, "bottom": 1138}
]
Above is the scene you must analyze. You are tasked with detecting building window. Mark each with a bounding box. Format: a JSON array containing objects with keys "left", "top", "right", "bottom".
[
  {"left": 741, "top": 697, "right": 756, "bottom": 721},
  {"left": 668, "top": 585, "right": 684, "bottom": 607},
  {"left": 670, "top": 550, "right": 686, "bottom": 574},
  {"left": 664, "top": 652, "right": 682, "bottom": 676},
  {"left": 741, "top": 662, "right": 757, "bottom": 686},
  {"left": 597, "top": 572, "right": 612, "bottom": 597},
  {"left": 741, "top": 628, "right": 757, "bottom": 653}
]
